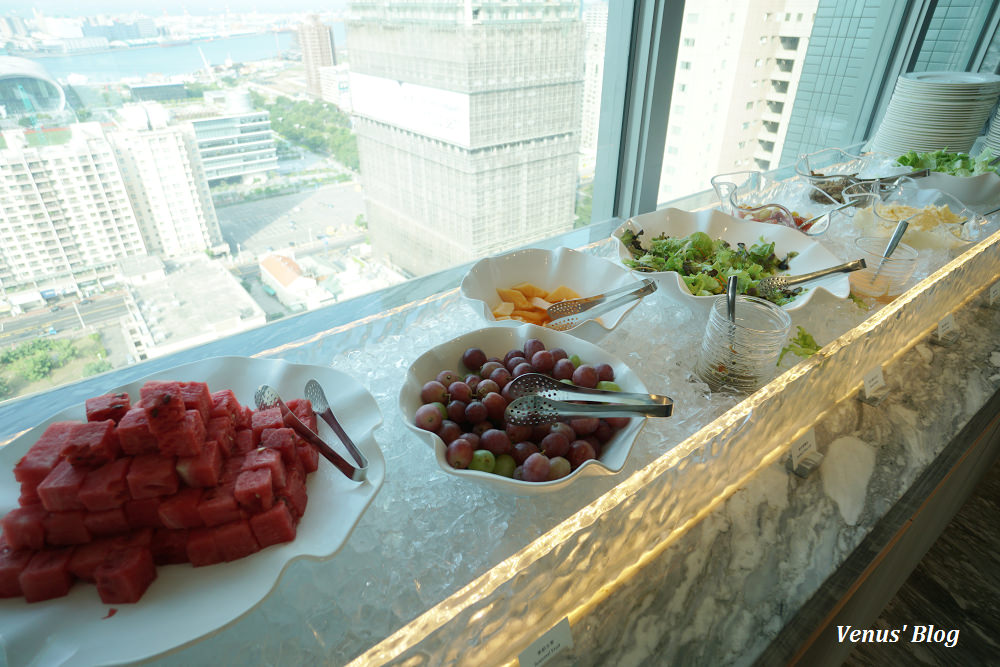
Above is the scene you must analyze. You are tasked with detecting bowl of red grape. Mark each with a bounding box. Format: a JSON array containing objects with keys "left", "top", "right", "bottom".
[{"left": 400, "top": 324, "right": 652, "bottom": 495}]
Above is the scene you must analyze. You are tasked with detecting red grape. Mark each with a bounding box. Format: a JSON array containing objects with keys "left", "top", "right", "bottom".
[
  {"left": 460, "top": 432, "right": 481, "bottom": 448},
  {"left": 594, "top": 363, "right": 615, "bottom": 382},
  {"left": 462, "top": 348, "right": 487, "bottom": 371},
  {"left": 593, "top": 420, "right": 615, "bottom": 443},
  {"left": 479, "top": 361, "right": 504, "bottom": 379},
  {"left": 438, "top": 419, "right": 463, "bottom": 444},
  {"left": 512, "top": 441, "right": 539, "bottom": 465},
  {"left": 506, "top": 423, "right": 533, "bottom": 443},
  {"left": 446, "top": 400, "right": 467, "bottom": 423},
  {"left": 547, "top": 456, "right": 571, "bottom": 480},
  {"left": 521, "top": 452, "right": 551, "bottom": 482},
  {"left": 569, "top": 417, "right": 599, "bottom": 435},
  {"left": 549, "top": 422, "right": 576, "bottom": 442},
  {"left": 552, "top": 358, "right": 575, "bottom": 380},
  {"left": 482, "top": 392, "right": 507, "bottom": 422},
  {"left": 512, "top": 362, "right": 534, "bottom": 378},
  {"left": 464, "top": 400, "right": 488, "bottom": 424},
  {"left": 504, "top": 349, "right": 525, "bottom": 364},
  {"left": 436, "top": 370, "right": 460, "bottom": 386},
  {"left": 488, "top": 367, "right": 512, "bottom": 388},
  {"left": 540, "top": 432, "right": 570, "bottom": 458},
  {"left": 420, "top": 380, "right": 448, "bottom": 404},
  {"left": 464, "top": 374, "right": 481, "bottom": 391},
  {"left": 568, "top": 440, "right": 596, "bottom": 468},
  {"left": 505, "top": 356, "right": 527, "bottom": 373},
  {"left": 572, "top": 364, "right": 598, "bottom": 388},
  {"left": 550, "top": 347, "right": 568, "bottom": 362},
  {"left": 472, "top": 420, "right": 494, "bottom": 435},
  {"left": 523, "top": 338, "right": 545, "bottom": 359},
  {"left": 448, "top": 381, "right": 472, "bottom": 403},
  {"left": 447, "top": 438, "right": 474, "bottom": 468},
  {"left": 415, "top": 404, "right": 443, "bottom": 431},
  {"left": 476, "top": 379, "right": 500, "bottom": 398},
  {"left": 604, "top": 417, "right": 630, "bottom": 429},
  {"left": 480, "top": 429, "right": 512, "bottom": 456},
  {"left": 530, "top": 350, "right": 555, "bottom": 373}
]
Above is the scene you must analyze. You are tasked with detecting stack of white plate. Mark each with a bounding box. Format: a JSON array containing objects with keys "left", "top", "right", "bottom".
[
  {"left": 869, "top": 71, "right": 1000, "bottom": 156},
  {"left": 985, "top": 104, "right": 1000, "bottom": 154}
]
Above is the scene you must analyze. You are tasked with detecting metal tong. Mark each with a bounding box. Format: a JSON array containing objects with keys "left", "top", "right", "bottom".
[
  {"left": 503, "top": 373, "right": 673, "bottom": 426},
  {"left": 754, "top": 258, "right": 867, "bottom": 298},
  {"left": 545, "top": 279, "right": 657, "bottom": 331},
  {"left": 255, "top": 384, "right": 368, "bottom": 482}
]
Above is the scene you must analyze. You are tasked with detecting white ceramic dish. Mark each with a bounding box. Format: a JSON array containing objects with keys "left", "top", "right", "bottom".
[
  {"left": 460, "top": 246, "right": 645, "bottom": 343},
  {"left": 913, "top": 171, "right": 1000, "bottom": 207},
  {"left": 0, "top": 356, "right": 386, "bottom": 667},
  {"left": 612, "top": 208, "right": 850, "bottom": 314},
  {"left": 399, "top": 325, "right": 652, "bottom": 497}
]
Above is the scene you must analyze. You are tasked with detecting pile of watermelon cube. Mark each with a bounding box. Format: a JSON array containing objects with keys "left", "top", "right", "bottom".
[{"left": 0, "top": 380, "right": 319, "bottom": 604}]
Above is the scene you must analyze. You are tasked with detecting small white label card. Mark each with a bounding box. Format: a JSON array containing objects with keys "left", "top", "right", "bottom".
[
  {"left": 989, "top": 281, "right": 1000, "bottom": 306},
  {"left": 937, "top": 313, "right": 957, "bottom": 338},
  {"left": 519, "top": 617, "right": 574, "bottom": 667},
  {"left": 862, "top": 365, "right": 887, "bottom": 400},
  {"left": 789, "top": 428, "right": 818, "bottom": 471}
]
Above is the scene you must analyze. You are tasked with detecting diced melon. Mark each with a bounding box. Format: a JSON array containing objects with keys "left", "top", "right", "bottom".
[
  {"left": 250, "top": 502, "right": 297, "bottom": 548},
  {"left": 529, "top": 296, "right": 553, "bottom": 311},
  {"left": 234, "top": 468, "right": 274, "bottom": 514},
  {"left": 78, "top": 458, "right": 131, "bottom": 511},
  {"left": 95, "top": 546, "right": 156, "bottom": 604},
  {"left": 43, "top": 511, "right": 91, "bottom": 546},
  {"left": 213, "top": 520, "right": 260, "bottom": 562},
  {"left": 491, "top": 301, "right": 515, "bottom": 317},
  {"left": 511, "top": 282, "right": 549, "bottom": 299},
  {"left": 496, "top": 287, "right": 531, "bottom": 309},
  {"left": 37, "top": 460, "right": 88, "bottom": 512},
  {"left": 14, "top": 422, "right": 79, "bottom": 493},
  {"left": 546, "top": 285, "right": 581, "bottom": 302},
  {"left": 62, "top": 420, "right": 120, "bottom": 468},
  {"left": 127, "top": 454, "right": 179, "bottom": 500},
  {"left": 83, "top": 508, "right": 130, "bottom": 538},
  {"left": 150, "top": 528, "right": 189, "bottom": 565},
  {"left": 117, "top": 408, "right": 158, "bottom": 456},
  {"left": 1, "top": 505, "right": 47, "bottom": 551},
  {"left": 19, "top": 548, "right": 75, "bottom": 602},
  {"left": 0, "top": 540, "right": 33, "bottom": 597},
  {"left": 157, "top": 488, "right": 204, "bottom": 530},
  {"left": 85, "top": 392, "right": 131, "bottom": 425},
  {"left": 186, "top": 528, "right": 224, "bottom": 567}
]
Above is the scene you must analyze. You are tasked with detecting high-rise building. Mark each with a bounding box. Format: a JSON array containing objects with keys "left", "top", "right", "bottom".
[
  {"left": 348, "top": 0, "right": 585, "bottom": 276},
  {"left": 175, "top": 90, "right": 278, "bottom": 184},
  {"left": 658, "top": 1, "right": 817, "bottom": 203},
  {"left": 0, "top": 122, "right": 146, "bottom": 303},
  {"left": 299, "top": 14, "right": 336, "bottom": 99},
  {"left": 579, "top": 4, "right": 608, "bottom": 177},
  {"left": 110, "top": 105, "right": 225, "bottom": 258}
]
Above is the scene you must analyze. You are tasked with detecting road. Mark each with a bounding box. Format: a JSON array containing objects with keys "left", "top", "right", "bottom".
[{"left": 0, "top": 294, "right": 129, "bottom": 348}]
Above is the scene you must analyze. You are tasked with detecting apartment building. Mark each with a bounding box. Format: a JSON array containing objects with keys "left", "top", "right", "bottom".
[
  {"left": 110, "top": 104, "right": 225, "bottom": 258},
  {"left": 658, "top": 0, "right": 818, "bottom": 202},
  {"left": 0, "top": 122, "right": 146, "bottom": 306},
  {"left": 175, "top": 90, "right": 278, "bottom": 185},
  {"left": 348, "top": 0, "right": 585, "bottom": 276},
  {"left": 579, "top": 3, "right": 608, "bottom": 177},
  {"left": 299, "top": 14, "right": 336, "bottom": 99}
]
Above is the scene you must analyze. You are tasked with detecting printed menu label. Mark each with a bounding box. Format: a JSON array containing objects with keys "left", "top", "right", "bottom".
[
  {"left": 937, "top": 313, "right": 957, "bottom": 338},
  {"left": 989, "top": 281, "right": 1000, "bottom": 306},
  {"left": 790, "top": 428, "right": 818, "bottom": 470},
  {"left": 520, "top": 618, "right": 573, "bottom": 667},
  {"left": 863, "top": 366, "right": 887, "bottom": 398}
]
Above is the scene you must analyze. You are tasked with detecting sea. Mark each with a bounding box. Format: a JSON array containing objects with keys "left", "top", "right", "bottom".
[{"left": 21, "top": 26, "right": 346, "bottom": 83}]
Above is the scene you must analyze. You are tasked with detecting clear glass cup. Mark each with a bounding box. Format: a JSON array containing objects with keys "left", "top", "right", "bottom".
[
  {"left": 848, "top": 236, "right": 918, "bottom": 303},
  {"left": 695, "top": 295, "right": 792, "bottom": 393}
]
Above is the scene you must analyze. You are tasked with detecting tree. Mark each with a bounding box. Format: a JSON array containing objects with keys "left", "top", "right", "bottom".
[{"left": 83, "top": 360, "right": 113, "bottom": 377}]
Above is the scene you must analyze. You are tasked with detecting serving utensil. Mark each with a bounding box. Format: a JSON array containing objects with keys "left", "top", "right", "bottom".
[
  {"left": 546, "top": 280, "right": 656, "bottom": 331},
  {"left": 503, "top": 373, "right": 673, "bottom": 426},
  {"left": 726, "top": 275, "right": 738, "bottom": 323},
  {"left": 255, "top": 384, "right": 367, "bottom": 482},
  {"left": 304, "top": 378, "right": 369, "bottom": 472},
  {"left": 546, "top": 279, "right": 655, "bottom": 319},
  {"left": 754, "top": 259, "right": 867, "bottom": 299}
]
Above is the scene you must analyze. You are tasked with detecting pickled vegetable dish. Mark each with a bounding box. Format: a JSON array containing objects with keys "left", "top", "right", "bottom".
[{"left": 619, "top": 230, "right": 801, "bottom": 305}]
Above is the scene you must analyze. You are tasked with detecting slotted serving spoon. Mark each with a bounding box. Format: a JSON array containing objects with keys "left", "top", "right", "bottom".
[
  {"left": 754, "top": 258, "right": 867, "bottom": 299},
  {"left": 255, "top": 384, "right": 367, "bottom": 482},
  {"left": 304, "top": 379, "right": 369, "bottom": 473},
  {"left": 503, "top": 373, "right": 673, "bottom": 426}
]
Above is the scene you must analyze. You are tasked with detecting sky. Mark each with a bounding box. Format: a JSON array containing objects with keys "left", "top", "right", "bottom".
[{"left": 0, "top": 1, "right": 348, "bottom": 16}]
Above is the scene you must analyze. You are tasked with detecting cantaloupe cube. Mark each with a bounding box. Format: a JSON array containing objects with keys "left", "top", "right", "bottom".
[
  {"left": 496, "top": 288, "right": 530, "bottom": 309},
  {"left": 511, "top": 309, "right": 547, "bottom": 323},
  {"left": 546, "top": 285, "right": 580, "bottom": 302},
  {"left": 512, "top": 282, "right": 549, "bottom": 299},
  {"left": 491, "top": 301, "right": 515, "bottom": 317},
  {"left": 529, "top": 296, "right": 553, "bottom": 311}
]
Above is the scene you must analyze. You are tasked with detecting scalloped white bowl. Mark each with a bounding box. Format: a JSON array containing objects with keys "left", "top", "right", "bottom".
[
  {"left": 460, "top": 246, "right": 645, "bottom": 342},
  {"left": 399, "top": 325, "right": 653, "bottom": 496},
  {"left": 914, "top": 171, "right": 1000, "bottom": 206},
  {"left": 612, "top": 207, "right": 850, "bottom": 316}
]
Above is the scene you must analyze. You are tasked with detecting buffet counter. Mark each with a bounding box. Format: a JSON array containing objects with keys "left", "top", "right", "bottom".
[{"left": 1, "top": 194, "right": 999, "bottom": 665}]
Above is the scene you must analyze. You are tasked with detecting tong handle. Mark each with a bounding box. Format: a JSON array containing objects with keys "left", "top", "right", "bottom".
[
  {"left": 547, "top": 280, "right": 656, "bottom": 330},
  {"left": 782, "top": 258, "right": 867, "bottom": 288},
  {"left": 548, "top": 279, "right": 654, "bottom": 316}
]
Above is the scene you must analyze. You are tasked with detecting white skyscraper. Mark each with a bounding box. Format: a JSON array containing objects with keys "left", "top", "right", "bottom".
[
  {"left": 348, "top": 0, "right": 585, "bottom": 276},
  {"left": 299, "top": 14, "right": 336, "bottom": 99},
  {"left": 0, "top": 123, "right": 146, "bottom": 303},
  {"left": 658, "top": 0, "right": 817, "bottom": 202},
  {"left": 580, "top": 3, "right": 609, "bottom": 176},
  {"left": 110, "top": 105, "right": 225, "bottom": 258}
]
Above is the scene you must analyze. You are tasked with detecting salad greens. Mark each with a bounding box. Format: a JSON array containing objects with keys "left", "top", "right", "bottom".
[
  {"left": 896, "top": 148, "right": 998, "bottom": 177},
  {"left": 777, "top": 326, "right": 821, "bottom": 366},
  {"left": 619, "top": 229, "right": 800, "bottom": 305}
]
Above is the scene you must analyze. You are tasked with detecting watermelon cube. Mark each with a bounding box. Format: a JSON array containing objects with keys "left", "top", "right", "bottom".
[
  {"left": 250, "top": 502, "right": 297, "bottom": 548},
  {"left": 277, "top": 467, "right": 308, "bottom": 519},
  {"left": 210, "top": 389, "right": 241, "bottom": 423},
  {"left": 239, "top": 406, "right": 253, "bottom": 429},
  {"left": 68, "top": 539, "right": 115, "bottom": 582},
  {"left": 62, "top": 420, "right": 120, "bottom": 468},
  {"left": 83, "top": 508, "right": 130, "bottom": 537},
  {"left": 141, "top": 381, "right": 187, "bottom": 434},
  {"left": 157, "top": 488, "right": 204, "bottom": 529},
  {"left": 150, "top": 529, "right": 189, "bottom": 565},
  {"left": 186, "top": 528, "right": 224, "bottom": 567},
  {"left": 112, "top": 528, "right": 153, "bottom": 550},
  {"left": 219, "top": 454, "right": 245, "bottom": 488},
  {"left": 20, "top": 548, "right": 75, "bottom": 602},
  {"left": 261, "top": 428, "right": 298, "bottom": 466},
  {"left": 14, "top": 421, "right": 79, "bottom": 492},
  {"left": 233, "top": 429, "right": 254, "bottom": 456},
  {"left": 127, "top": 454, "right": 179, "bottom": 500},
  {"left": 1, "top": 504, "right": 47, "bottom": 551},
  {"left": 197, "top": 487, "right": 243, "bottom": 527},
  {"left": 250, "top": 408, "right": 284, "bottom": 445},
  {"left": 176, "top": 439, "right": 223, "bottom": 488},
  {"left": 242, "top": 447, "right": 287, "bottom": 489},
  {"left": 234, "top": 468, "right": 273, "bottom": 514},
  {"left": 117, "top": 408, "right": 158, "bottom": 456},
  {"left": 179, "top": 381, "right": 213, "bottom": 426},
  {"left": 154, "top": 409, "right": 205, "bottom": 457},
  {"left": 43, "top": 511, "right": 91, "bottom": 546},
  {"left": 207, "top": 417, "right": 236, "bottom": 456},
  {"left": 78, "top": 458, "right": 131, "bottom": 511},
  {"left": 124, "top": 497, "right": 163, "bottom": 529},
  {"left": 297, "top": 442, "right": 319, "bottom": 474},
  {"left": 95, "top": 546, "right": 156, "bottom": 604},
  {"left": 0, "top": 540, "right": 33, "bottom": 598},
  {"left": 213, "top": 520, "right": 259, "bottom": 561},
  {"left": 85, "top": 392, "right": 131, "bottom": 424},
  {"left": 37, "top": 460, "right": 88, "bottom": 512},
  {"left": 286, "top": 399, "right": 317, "bottom": 432}
]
